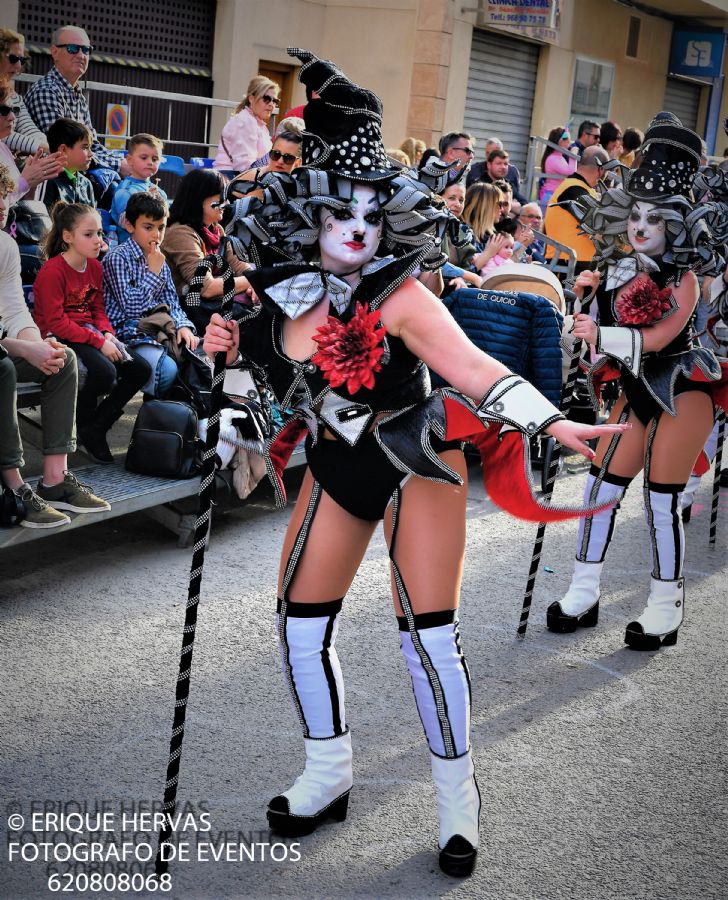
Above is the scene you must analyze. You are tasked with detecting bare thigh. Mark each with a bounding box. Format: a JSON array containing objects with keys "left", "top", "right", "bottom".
[
  {"left": 593, "top": 392, "right": 647, "bottom": 479},
  {"left": 383, "top": 449, "right": 468, "bottom": 616},
  {"left": 278, "top": 467, "right": 378, "bottom": 602},
  {"left": 645, "top": 392, "right": 715, "bottom": 483}
]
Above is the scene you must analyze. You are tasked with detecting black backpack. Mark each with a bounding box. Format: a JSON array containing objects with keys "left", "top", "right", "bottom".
[{"left": 125, "top": 400, "right": 200, "bottom": 479}]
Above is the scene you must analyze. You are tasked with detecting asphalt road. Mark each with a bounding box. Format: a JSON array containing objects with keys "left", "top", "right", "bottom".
[{"left": 1, "top": 462, "right": 726, "bottom": 900}]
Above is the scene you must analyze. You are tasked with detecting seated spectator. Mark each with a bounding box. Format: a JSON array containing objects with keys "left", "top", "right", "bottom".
[
  {"left": 619, "top": 127, "right": 643, "bottom": 168},
  {"left": 0, "top": 167, "right": 109, "bottom": 525},
  {"left": 438, "top": 131, "right": 475, "bottom": 177},
  {"left": 462, "top": 181, "right": 507, "bottom": 272},
  {"left": 103, "top": 192, "right": 197, "bottom": 398},
  {"left": 162, "top": 168, "right": 251, "bottom": 332},
  {"left": 33, "top": 202, "right": 151, "bottom": 462},
  {"left": 110, "top": 132, "right": 167, "bottom": 243},
  {"left": 493, "top": 178, "right": 514, "bottom": 219},
  {"left": 35, "top": 118, "right": 95, "bottom": 208},
  {"left": 439, "top": 182, "right": 481, "bottom": 290},
  {"left": 400, "top": 137, "right": 426, "bottom": 168},
  {"left": 600, "top": 121, "right": 623, "bottom": 160},
  {"left": 24, "top": 25, "right": 127, "bottom": 174},
  {"left": 516, "top": 202, "right": 546, "bottom": 263},
  {"left": 466, "top": 144, "right": 526, "bottom": 204},
  {"left": 0, "top": 76, "right": 63, "bottom": 208},
  {"left": 213, "top": 76, "right": 279, "bottom": 175},
  {"left": 230, "top": 127, "right": 302, "bottom": 193},
  {"left": 539, "top": 126, "right": 576, "bottom": 208},
  {"left": 0, "top": 28, "right": 48, "bottom": 155},
  {"left": 479, "top": 223, "right": 515, "bottom": 278}
]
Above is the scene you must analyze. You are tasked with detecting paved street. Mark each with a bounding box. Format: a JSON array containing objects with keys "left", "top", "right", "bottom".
[{"left": 1, "top": 463, "right": 726, "bottom": 900}]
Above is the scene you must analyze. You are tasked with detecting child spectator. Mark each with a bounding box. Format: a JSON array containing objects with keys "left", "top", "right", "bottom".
[
  {"left": 33, "top": 202, "right": 151, "bottom": 463},
  {"left": 479, "top": 228, "right": 515, "bottom": 278},
  {"left": 103, "top": 192, "right": 198, "bottom": 397},
  {"left": 110, "top": 133, "right": 167, "bottom": 243},
  {"left": 35, "top": 118, "right": 95, "bottom": 209}
]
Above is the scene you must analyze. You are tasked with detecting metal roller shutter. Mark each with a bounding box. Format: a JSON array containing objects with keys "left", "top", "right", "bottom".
[
  {"left": 663, "top": 78, "right": 702, "bottom": 132},
  {"left": 464, "top": 29, "right": 540, "bottom": 174}
]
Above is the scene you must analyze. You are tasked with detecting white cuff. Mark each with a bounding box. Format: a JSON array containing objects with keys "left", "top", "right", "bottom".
[
  {"left": 477, "top": 374, "right": 564, "bottom": 436},
  {"left": 596, "top": 326, "right": 642, "bottom": 377}
]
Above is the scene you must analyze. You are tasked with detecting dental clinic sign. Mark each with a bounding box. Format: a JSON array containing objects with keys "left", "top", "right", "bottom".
[
  {"left": 669, "top": 30, "right": 725, "bottom": 80},
  {"left": 477, "top": 0, "right": 560, "bottom": 44}
]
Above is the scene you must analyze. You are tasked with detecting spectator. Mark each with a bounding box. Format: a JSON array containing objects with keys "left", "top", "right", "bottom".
[
  {"left": 479, "top": 223, "right": 515, "bottom": 278},
  {"left": 33, "top": 202, "right": 151, "bottom": 462},
  {"left": 110, "top": 132, "right": 167, "bottom": 244},
  {"left": 600, "top": 121, "right": 623, "bottom": 160},
  {"left": 213, "top": 75, "right": 279, "bottom": 175},
  {"left": 400, "top": 137, "right": 426, "bottom": 168},
  {"left": 24, "top": 25, "right": 127, "bottom": 174},
  {"left": 438, "top": 182, "right": 482, "bottom": 289},
  {"left": 104, "top": 192, "right": 197, "bottom": 397},
  {"left": 230, "top": 127, "right": 302, "bottom": 195},
  {"left": 517, "top": 202, "right": 546, "bottom": 263},
  {"left": 162, "top": 168, "right": 251, "bottom": 332},
  {"left": 462, "top": 181, "right": 508, "bottom": 272},
  {"left": 438, "top": 131, "right": 474, "bottom": 176},
  {"left": 0, "top": 77, "right": 63, "bottom": 208},
  {"left": 543, "top": 144, "right": 609, "bottom": 273},
  {"left": 0, "top": 167, "right": 109, "bottom": 525},
  {"left": 386, "top": 148, "right": 410, "bottom": 167},
  {"left": 466, "top": 147, "right": 526, "bottom": 205},
  {"left": 539, "top": 126, "right": 577, "bottom": 207},
  {"left": 571, "top": 120, "right": 601, "bottom": 156},
  {"left": 35, "top": 118, "right": 95, "bottom": 208},
  {"left": 619, "top": 127, "right": 643, "bottom": 168},
  {"left": 493, "top": 178, "right": 514, "bottom": 219},
  {"left": 0, "top": 28, "right": 47, "bottom": 155}
]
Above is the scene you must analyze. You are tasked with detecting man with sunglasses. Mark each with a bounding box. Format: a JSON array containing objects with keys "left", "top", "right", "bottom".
[
  {"left": 438, "top": 132, "right": 475, "bottom": 176},
  {"left": 571, "top": 120, "right": 601, "bottom": 157},
  {"left": 25, "top": 25, "right": 130, "bottom": 175}
]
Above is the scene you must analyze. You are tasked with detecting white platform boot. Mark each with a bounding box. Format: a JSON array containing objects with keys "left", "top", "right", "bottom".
[
  {"left": 267, "top": 732, "right": 353, "bottom": 836},
  {"left": 624, "top": 577, "right": 683, "bottom": 650},
  {"left": 431, "top": 752, "right": 481, "bottom": 877},
  {"left": 547, "top": 560, "right": 602, "bottom": 632}
]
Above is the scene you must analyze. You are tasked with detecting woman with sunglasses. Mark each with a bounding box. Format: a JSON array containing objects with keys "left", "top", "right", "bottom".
[
  {"left": 0, "top": 28, "right": 47, "bottom": 156},
  {"left": 213, "top": 75, "right": 280, "bottom": 177},
  {"left": 538, "top": 125, "right": 577, "bottom": 208},
  {"left": 0, "top": 77, "right": 64, "bottom": 209},
  {"left": 229, "top": 120, "right": 303, "bottom": 201}
]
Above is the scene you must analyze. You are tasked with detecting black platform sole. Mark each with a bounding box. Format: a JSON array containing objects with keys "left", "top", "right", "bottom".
[
  {"left": 266, "top": 790, "right": 350, "bottom": 837},
  {"left": 624, "top": 624, "right": 678, "bottom": 650},
  {"left": 439, "top": 835, "right": 477, "bottom": 877},
  {"left": 546, "top": 600, "right": 599, "bottom": 633}
]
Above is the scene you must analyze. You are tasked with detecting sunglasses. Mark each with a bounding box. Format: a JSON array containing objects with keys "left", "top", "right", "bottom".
[
  {"left": 452, "top": 146, "right": 475, "bottom": 156},
  {"left": 0, "top": 105, "right": 20, "bottom": 117},
  {"left": 587, "top": 132, "right": 600, "bottom": 138},
  {"left": 260, "top": 94, "right": 278, "bottom": 105},
  {"left": 7, "top": 53, "right": 30, "bottom": 65},
  {"left": 269, "top": 148, "right": 299, "bottom": 165},
  {"left": 55, "top": 43, "right": 93, "bottom": 56}
]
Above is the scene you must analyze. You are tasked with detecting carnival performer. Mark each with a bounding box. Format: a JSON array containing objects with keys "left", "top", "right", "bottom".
[
  {"left": 202, "top": 49, "right": 627, "bottom": 878},
  {"left": 547, "top": 113, "right": 727, "bottom": 650}
]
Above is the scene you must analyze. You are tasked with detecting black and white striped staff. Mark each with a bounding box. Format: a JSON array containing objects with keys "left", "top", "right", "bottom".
[
  {"left": 155, "top": 252, "right": 236, "bottom": 874},
  {"left": 709, "top": 411, "right": 726, "bottom": 548},
  {"left": 517, "top": 289, "right": 594, "bottom": 639}
]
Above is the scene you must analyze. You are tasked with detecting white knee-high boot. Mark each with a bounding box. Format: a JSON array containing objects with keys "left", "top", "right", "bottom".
[
  {"left": 398, "top": 610, "right": 479, "bottom": 876},
  {"left": 269, "top": 598, "right": 353, "bottom": 836},
  {"left": 548, "top": 468, "right": 630, "bottom": 632}
]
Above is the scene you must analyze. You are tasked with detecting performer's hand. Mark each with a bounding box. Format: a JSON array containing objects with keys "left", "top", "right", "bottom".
[
  {"left": 546, "top": 419, "right": 630, "bottom": 460},
  {"left": 203, "top": 313, "right": 239, "bottom": 365},
  {"left": 573, "top": 269, "right": 600, "bottom": 301},
  {"left": 571, "top": 313, "right": 598, "bottom": 345}
]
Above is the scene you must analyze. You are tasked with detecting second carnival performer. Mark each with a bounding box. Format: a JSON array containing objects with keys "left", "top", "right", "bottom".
[
  {"left": 202, "top": 49, "right": 627, "bottom": 877},
  {"left": 548, "top": 113, "right": 727, "bottom": 649}
]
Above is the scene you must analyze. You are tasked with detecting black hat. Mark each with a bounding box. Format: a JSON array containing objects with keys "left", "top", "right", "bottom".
[
  {"left": 626, "top": 111, "right": 702, "bottom": 199},
  {"left": 288, "top": 47, "right": 396, "bottom": 182}
]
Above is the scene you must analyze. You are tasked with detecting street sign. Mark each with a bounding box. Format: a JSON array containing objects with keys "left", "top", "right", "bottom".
[{"left": 105, "top": 103, "right": 129, "bottom": 150}]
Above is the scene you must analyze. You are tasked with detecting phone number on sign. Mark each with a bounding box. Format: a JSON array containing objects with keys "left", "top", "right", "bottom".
[{"left": 48, "top": 871, "right": 171, "bottom": 892}]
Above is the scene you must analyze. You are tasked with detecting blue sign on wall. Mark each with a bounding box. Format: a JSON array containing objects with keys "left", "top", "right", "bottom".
[{"left": 669, "top": 30, "right": 725, "bottom": 79}]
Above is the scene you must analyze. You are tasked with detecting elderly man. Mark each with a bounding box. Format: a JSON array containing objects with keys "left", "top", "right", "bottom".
[
  {"left": 24, "top": 25, "right": 129, "bottom": 174},
  {"left": 466, "top": 143, "right": 526, "bottom": 204},
  {"left": 516, "top": 202, "right": 547, "bottom": 263},
  {"left": 543, "top": 144, "right": 609, "bottom": 273}
]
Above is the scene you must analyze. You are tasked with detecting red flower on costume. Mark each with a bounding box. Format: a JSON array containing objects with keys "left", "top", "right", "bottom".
[
  {"left": 312, "top": 302, "right": 385, "bottom": 394},
  {"left": 616, "top": 276, "right": 673, "bottom": 326}
]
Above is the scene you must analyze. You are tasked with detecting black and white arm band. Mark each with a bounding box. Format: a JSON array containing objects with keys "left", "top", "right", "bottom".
[
  {"left": 596, "top": 326, "right": 643, "bottom": 378},
  {"left": 476, "top": 374, "right": 564, "bottom": 436}
]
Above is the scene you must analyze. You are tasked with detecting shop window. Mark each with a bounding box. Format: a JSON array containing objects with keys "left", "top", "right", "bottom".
[{"left": 570, "top": 57, "right": 614, "bottom": 123}]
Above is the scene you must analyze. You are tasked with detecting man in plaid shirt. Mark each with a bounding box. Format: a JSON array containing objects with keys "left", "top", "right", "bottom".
[{"left": 24, "top": 25, "right": 130, "bottom": 175}]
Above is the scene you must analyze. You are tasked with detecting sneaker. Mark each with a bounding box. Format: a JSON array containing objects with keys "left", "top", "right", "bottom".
[
  {"left": 14, "top": 484, "right": 71, "bottom": 529},
  {"left": 36, "top": 471, "right": 111, "bottom": 514}
]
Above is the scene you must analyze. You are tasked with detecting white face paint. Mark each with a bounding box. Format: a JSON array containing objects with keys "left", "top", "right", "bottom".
[
  {"left": 318, "top": 184, "right": 383, "bottom": 275},
  {"left": 627, "top": 201, "right": 667, "bottom": 257}
]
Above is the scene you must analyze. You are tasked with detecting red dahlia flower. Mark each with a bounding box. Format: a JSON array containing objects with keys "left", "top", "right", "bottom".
[
  {"left": 616, "top": 276, "right": 673, "bottom": 326},
  {"left": 312, "top": 302, "right": 385, "bottom": 394}
]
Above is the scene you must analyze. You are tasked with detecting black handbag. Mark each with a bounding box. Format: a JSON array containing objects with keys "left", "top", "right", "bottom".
[
  {"left": 167, "top": 346, "right": 213, "bottom": 417},
  {"left": 6, "top": 200, "right": 52, "bottom": 245},
  {"left": 125, "top": 400, "right": 200, "bottom": 479}
]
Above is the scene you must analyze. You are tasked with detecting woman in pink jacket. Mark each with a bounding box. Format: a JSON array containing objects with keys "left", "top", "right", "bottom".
[
  {"left": 538, "top": 126, "right": 577, "bottom": 207},
  {"left": 213, "top": 76, "right": 279, "bottom": 175}
]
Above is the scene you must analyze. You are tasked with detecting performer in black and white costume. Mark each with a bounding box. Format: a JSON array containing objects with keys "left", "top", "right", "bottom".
[
  {"left": 548, "top": 113, "right": 727, "bottom": 650},
  {"left": 203, "top": 49, "right": 626, "bottom": 877}
]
